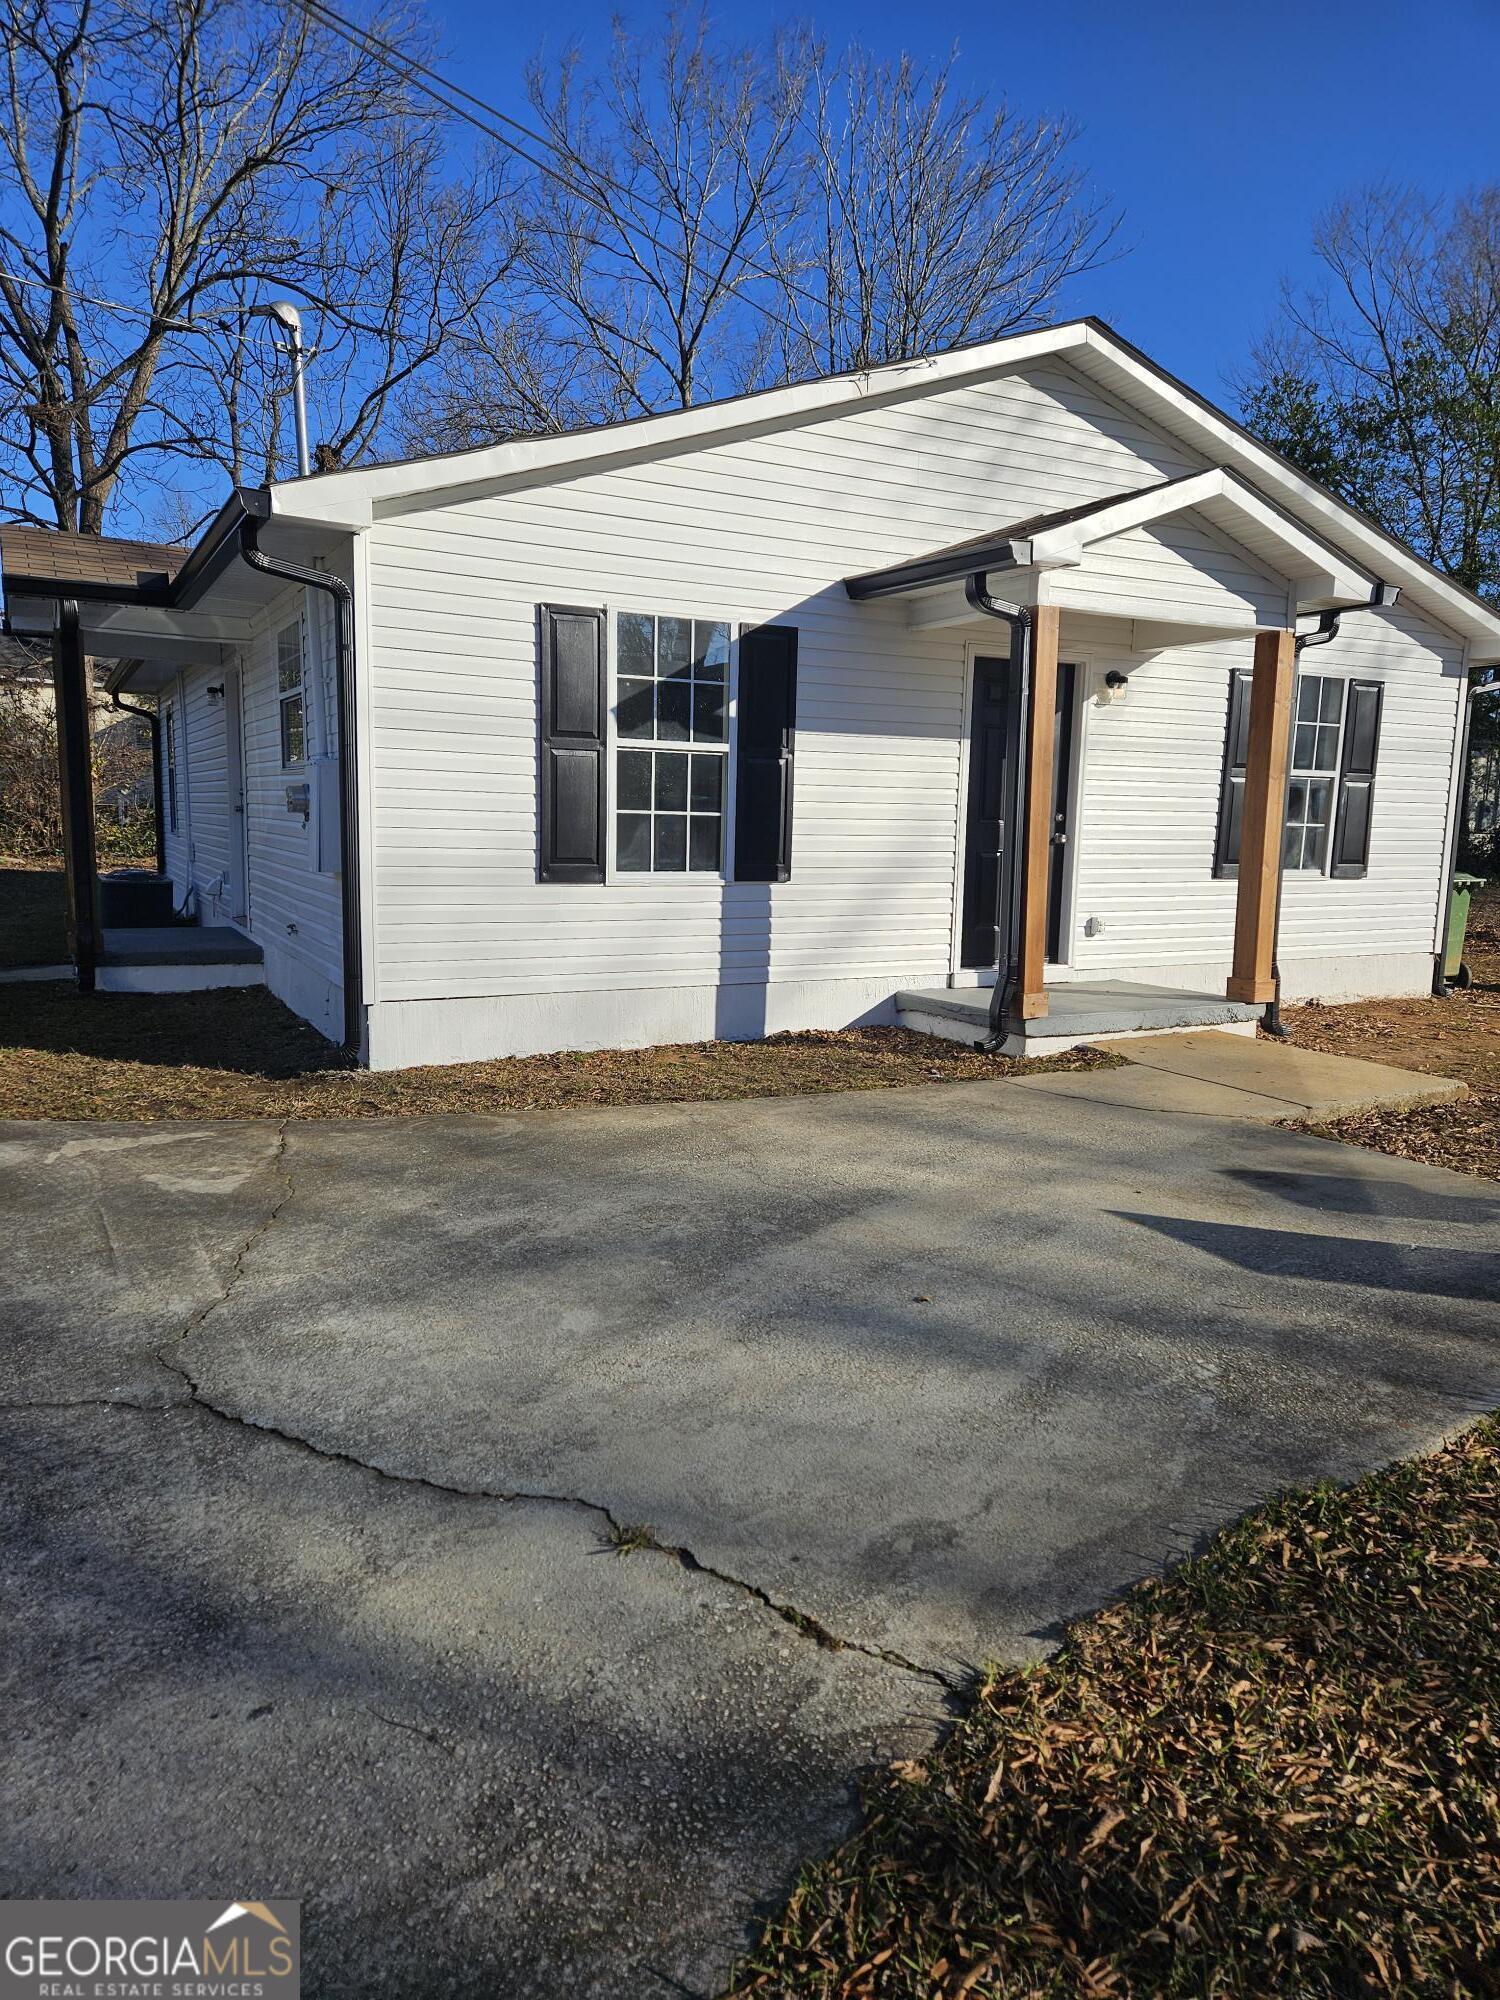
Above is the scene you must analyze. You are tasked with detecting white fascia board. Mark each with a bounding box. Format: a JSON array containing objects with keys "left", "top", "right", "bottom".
[
  {"left": 262, "top": 323, "right": 1094, "bottom": 527},
  {"left": 1028, "top": 466, "right": 1376, "bottom": 608},
  {"left": 1077, "top": 325, "right": 1500, "bottom": 659},
  {"left": 1029, "top": 469, "right": 1227, "bottom": 564}
]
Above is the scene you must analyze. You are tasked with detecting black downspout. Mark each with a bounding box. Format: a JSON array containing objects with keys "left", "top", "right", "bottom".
[
  {"left": 964, "top": 571, "right": 1032, "bottom": 1046},
  {"left": 1262, "top": 585, "right": 1399, "bottom": 1037},
  {"left": 53, "top": 598, "right": 99, "bottom": 991},
  {"left": 110, "top": 687, "right": 167, "bottom": 876},
  {"left": 238, "top": 518, "right": 364, "bottom": 1056},
  {"left": 1435, "top": 666, "right": 1500, "bottom": 995}
]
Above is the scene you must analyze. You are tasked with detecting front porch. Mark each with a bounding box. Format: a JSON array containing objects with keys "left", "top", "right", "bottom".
[
  {"left": 895, "top": 980, "right": 1260, "bottom": 1055},
  {"left": 845, "top": 467, "right": 1398, "bottom": 1053}
]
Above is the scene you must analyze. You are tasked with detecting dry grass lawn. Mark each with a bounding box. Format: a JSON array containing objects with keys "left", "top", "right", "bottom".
[
  {"left": 727, "top": 1419, "right": 1500, "bottom": 1999},
  {"left": 1283, "top": 887, "right": 1500, "bottom": 1180},
  {"left": 0, "top": 978, "right": 1118, "bottom": 1121}
]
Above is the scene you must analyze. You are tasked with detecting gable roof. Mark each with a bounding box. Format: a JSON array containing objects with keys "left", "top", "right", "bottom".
[
  {"left": 219, "top": 317, "right": 1500, "bottom": 662},
  {"left": 844, "top": 466, "right": 1379, "bottom": 609}
]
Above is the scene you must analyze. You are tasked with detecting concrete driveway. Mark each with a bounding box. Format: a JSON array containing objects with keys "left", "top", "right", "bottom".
[{"left": 3, "top": 1076, "right": 1499, "bottom": 1995}]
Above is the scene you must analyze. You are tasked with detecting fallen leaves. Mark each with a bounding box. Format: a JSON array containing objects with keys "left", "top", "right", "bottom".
[
  {"left": 725, "top": 1420, "right": 1500, "bottom": 1998},
  {"left": 0, "top": 982, "right": 1122, "bottom": 1122}
]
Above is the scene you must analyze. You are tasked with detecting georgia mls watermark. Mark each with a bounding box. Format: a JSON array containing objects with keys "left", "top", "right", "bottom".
[{"left": 0, "top": 1901, "right": 299, "bottom": 2000}]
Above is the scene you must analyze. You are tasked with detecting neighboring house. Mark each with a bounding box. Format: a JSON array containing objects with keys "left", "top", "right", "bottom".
[{"left": 5, "top": 317, "right": 1500, "bottom": 1065}]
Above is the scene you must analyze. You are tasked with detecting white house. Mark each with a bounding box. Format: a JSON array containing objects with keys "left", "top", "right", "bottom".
[{"left": 7, "top": 317, "right": 1500, "bottom": 1069}]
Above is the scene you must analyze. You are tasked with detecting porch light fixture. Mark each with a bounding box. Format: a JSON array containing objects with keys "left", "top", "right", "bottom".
[{"left": 1101, "top": 669, "right": 1129, "bottom": 703}]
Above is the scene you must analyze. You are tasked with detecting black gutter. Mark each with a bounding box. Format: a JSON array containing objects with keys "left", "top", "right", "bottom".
[
  {"left": 237, "top": 507, "right": 364, "bottom": 1055},
  {"left": 846, "top": 538, "right": 1025, "bottom": 601},
  {"left": 53, "top": 599, "right": 99, "bottom": 990},
  {"left": 109, "top": 685, "right": 167, "bottom": 875},
  {"left": 1434, "top": 665, "right": 1500, "bottom": 995},
  {"left": 963, "top": 572, "right": 1033, "bottom": 1047},
  {"left": 170, "top": 488, "right": 262, "bottom": 608}
]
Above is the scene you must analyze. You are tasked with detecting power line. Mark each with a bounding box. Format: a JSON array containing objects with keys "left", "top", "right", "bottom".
[
  {"left": 289, "top": 0, "right": 828, "bottom": 330},
  {"left": 0, "top": 265, "right": 246, "bottom": 335}
]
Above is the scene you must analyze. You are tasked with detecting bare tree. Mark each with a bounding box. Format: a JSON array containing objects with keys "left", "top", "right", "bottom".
[
  {"left": 0, "top": 0, "right": 515, "bottom": 532},
  {"left": 400, "top": 15, "right": 1116, "bottom": 452},
  {"left": 403, "top": 8, "right": 812, "bottom": 448},
  {"left": 768, "top": 47, "right": 1115, "bottom": 379},
  {"left": 1240, "top": 186, "right": 1500, "bottom": 597}
]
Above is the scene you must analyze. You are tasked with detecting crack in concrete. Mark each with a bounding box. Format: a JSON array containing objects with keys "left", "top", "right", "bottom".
[
  {"left": 7, "top": 1143, "right": 956, "bottom": 1692},
  {"left": 169, "top": 1117, "right": 296, "bottom": 1356},
  {"left": 361, "top": 1704, "right": 461, "bottom": 1760}
]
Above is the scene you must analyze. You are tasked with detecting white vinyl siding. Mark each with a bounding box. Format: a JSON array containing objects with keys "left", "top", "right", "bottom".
[
  {"left": 158, "top": 573, "right": 346, "bottom": 1036},
  {"left": 1060, "top": 601, "right": 1463, "bottom": 983},
  {"left": 352, "top": 351, "right": 1464, "bottom": 1047},
  {"left": 363, "top": 360, "right": 1206, "bottom": 1010}
]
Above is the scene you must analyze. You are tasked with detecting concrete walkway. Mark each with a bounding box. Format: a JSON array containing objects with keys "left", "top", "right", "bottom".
[
  {"left": 1020, "top": 1027, "right": 1468, "bottom": 1123},
  {"left": 2, "top": 1081, "right": 1497, "bottom": 1996}
]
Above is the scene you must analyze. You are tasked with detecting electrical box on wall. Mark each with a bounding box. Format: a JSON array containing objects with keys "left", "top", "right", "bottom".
[
  {"left": 312, "top": 753, "right": 341, "bottom": 875},
  {"left": 285, "top": 782, "right": 311, "bottom": 822}
]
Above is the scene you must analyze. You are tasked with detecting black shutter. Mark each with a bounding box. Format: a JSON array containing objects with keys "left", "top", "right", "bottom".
[
  {"left": 734, "top": 623, "right": 797, "bottom": 882},
  {"left": 1330, "top": 678, "right": 1383, "bottom": 879},
  {"left": 538, "top": 604, "right": 605, "bottom": 883},
  {"left": 1213, "top": 669, "right": 1254, "bottom": 878}
]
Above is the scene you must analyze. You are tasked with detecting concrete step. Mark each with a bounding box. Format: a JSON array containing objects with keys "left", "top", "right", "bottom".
[
  {"left": 895, "top": 981, "right": 1261, "bottom": 1051},
  {"left": 99, "top": 926, "right": 262, "bottom": 967}
]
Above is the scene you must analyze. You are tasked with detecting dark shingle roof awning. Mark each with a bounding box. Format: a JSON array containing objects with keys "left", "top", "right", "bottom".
[{"left": 0, "top": 523, "right": 189, "bottom": 604}]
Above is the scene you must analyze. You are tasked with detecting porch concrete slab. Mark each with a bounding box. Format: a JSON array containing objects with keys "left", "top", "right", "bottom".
[
  {"left": 896, "top": 980, "right": 1260, "bottom": 1041},
  {"left": 1082, "top": 1028, "right": 1469, "bottom": 1122}
]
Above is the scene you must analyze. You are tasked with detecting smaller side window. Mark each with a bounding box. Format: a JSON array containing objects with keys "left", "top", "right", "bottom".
[
  {"left": 164, "top": 703, "right": 179, "bottom": 833},
  {"left": 278, "top": 622, "right": 306, "bottom": 767}
]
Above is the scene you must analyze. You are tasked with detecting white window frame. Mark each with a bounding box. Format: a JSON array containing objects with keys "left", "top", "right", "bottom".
[
  {"left": 277, "top": 618, "right": 307, "bottom": 770},
  {"left": 605, "top": 608, "right": 738, "bottom": 883},
  {"left": 1284, "top": 672, "right": 1346, "bottom": 874}
]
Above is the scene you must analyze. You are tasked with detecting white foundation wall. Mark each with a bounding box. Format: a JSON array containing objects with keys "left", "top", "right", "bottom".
[
  {"left": 158, "top": 572, "right": 346, "bottom": 1040},
  {"left": 1056, "top": 600, "right": 1464, "bottom": 999}
]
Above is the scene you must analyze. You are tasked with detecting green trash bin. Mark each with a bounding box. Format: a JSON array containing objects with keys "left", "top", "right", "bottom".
[{"left": 1445, "top": 873, "right": 1486, "bottom": 988}]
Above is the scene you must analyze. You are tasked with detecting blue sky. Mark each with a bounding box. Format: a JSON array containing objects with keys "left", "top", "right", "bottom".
[{"left": 430, "top": 0, "right": 1500, "bottom": 405}]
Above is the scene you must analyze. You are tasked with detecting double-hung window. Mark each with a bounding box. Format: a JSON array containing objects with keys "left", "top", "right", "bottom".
[
  {"left": 277, "top": 621, "right": 306, "bottom": 767},
  {"left": 615, "top": 612, "right": 729, "bottom": 873},
  {"left": 1215, "top": 667, "right": 1383, "bottom": 881},
  {"left": 1283, "top": 674, "right": 1344, "bottom": 871}
]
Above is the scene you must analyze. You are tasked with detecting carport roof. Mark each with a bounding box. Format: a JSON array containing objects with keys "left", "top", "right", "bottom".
[{"left": 0, "top": 523, "right": 188, "bottom": 602}]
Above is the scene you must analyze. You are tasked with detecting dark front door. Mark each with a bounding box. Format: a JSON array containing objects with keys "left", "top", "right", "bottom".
[
  {"left": 960, "top": 656, "right": 1021, "bottom": 970},
  {"left": 960, "top": 656, "right": 1076, "bottom": 971},
  {"left": 1046, "top": 663, "right": 1077, "bottom": 963}
]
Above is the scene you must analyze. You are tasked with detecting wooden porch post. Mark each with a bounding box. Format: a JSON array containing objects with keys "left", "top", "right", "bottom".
[
  {"left": 1227, "top": 626, "right": 1296, "bottom": 1004},
  {"left": 52, "top": 598, "right": 100, "bottom": 994},
  {"left": 1015, "top": 602, "right": 1059, "bottom": 1018}
]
